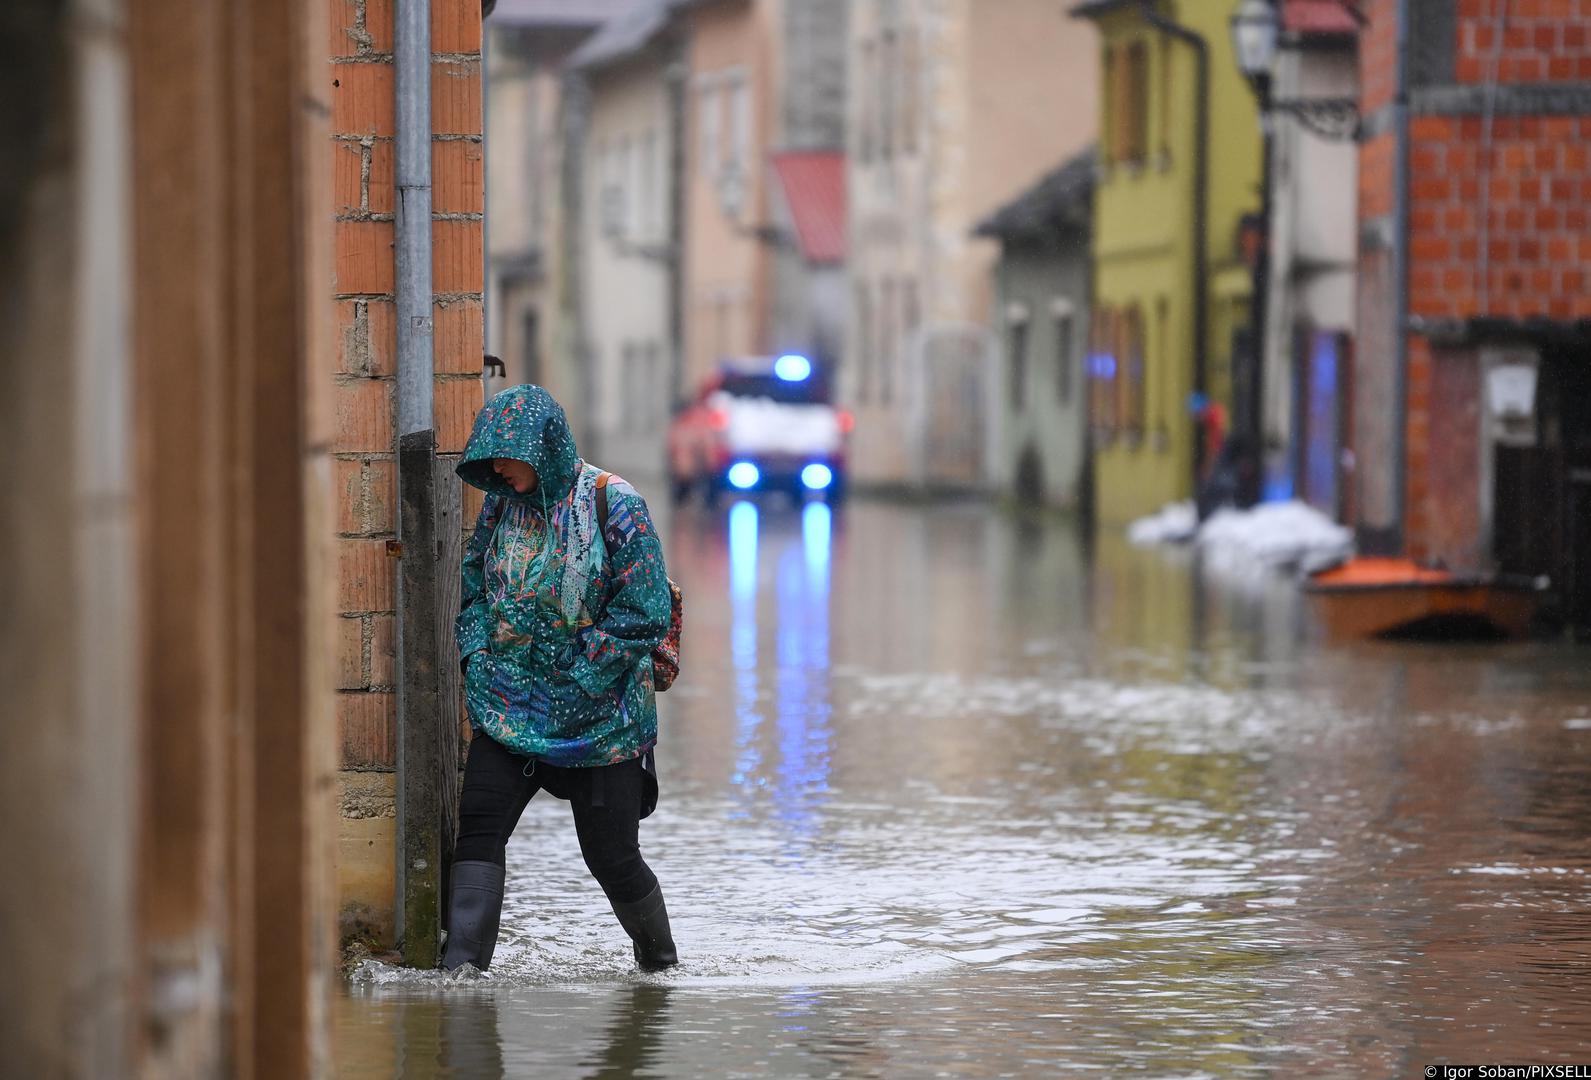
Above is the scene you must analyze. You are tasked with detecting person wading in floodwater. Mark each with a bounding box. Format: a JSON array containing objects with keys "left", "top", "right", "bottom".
[{"left": 443, "top": 383, "right": 680, "bottom": 973}]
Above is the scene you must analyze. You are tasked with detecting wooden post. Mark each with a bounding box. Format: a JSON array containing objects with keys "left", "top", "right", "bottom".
[
  {"left": 396, "top": 429, "right": 443, "bottom": 966},
  {"left": 434, "top": 458, "right": 464, "bottom": 906}
]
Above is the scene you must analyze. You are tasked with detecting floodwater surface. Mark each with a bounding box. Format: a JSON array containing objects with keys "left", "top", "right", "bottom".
[{"left": 337, "top": 498, "right": 1591, "bottom": 1077}]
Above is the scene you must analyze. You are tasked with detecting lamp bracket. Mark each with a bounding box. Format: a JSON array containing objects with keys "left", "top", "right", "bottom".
[{"left": 1270, "top": 96, "right": 1360, "bottom": 141}]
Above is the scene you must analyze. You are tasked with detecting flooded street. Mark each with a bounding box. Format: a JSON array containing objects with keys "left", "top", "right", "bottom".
[{"left": 338, "top": 497, "right": 1591, "bottom": 1077}]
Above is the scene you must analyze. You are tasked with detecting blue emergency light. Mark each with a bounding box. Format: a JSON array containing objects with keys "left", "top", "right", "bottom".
[{"left": 774, "top": 354, "right": 812, "bottom": 382}]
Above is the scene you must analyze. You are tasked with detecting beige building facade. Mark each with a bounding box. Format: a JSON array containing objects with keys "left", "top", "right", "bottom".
[
  {"left": 682, "top": 0, "right": 777, "bottom": 392},
  {"left": 571, "top": 1, "right": 682, "bottom": 477},
  {"left": 679, "top": 0, "right": 850, "bottom": 393},
  {"left": 485, "top": 5, "right": 620, "bottom": 442},
  {"left": 845, "top": 0, "right": 1097, "bottom": 489}
]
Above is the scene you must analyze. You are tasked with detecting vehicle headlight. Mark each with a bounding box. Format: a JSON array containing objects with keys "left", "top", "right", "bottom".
[
  {"left": 800, "top": 463, "right": 833, "bottom": 490},
  {"left": 727, "top": 462, "right": 761, "bottom": 489}
]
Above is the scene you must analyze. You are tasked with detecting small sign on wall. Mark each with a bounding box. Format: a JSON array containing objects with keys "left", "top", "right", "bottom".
[{"left": 1483, "top": 346, "right": 1539, "bottom": 447}]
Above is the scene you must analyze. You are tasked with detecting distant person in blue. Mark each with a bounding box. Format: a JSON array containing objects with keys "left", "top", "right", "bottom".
[{"left": 442, "top": 384, "right": 678, "bottom": 972}]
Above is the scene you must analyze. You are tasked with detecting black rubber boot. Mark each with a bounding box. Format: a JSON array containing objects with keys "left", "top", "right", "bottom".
[
  {"left": 610, "top": 884, "right": 678, "bottom": 971},
  {"left": 441, "top": 860, "right": 506, "bottom": 972}
]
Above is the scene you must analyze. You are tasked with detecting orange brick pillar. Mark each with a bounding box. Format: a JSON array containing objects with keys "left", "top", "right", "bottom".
[{"left": 329, "top": 0, "right": 484, "bottom": 951}]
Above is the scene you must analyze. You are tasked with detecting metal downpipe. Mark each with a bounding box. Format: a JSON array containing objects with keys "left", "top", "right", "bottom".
[
  {"left": 393, "top": 0, "right": 440, "bottom": 963},
  {"left": 395, "top": 0, "right": 434, "bottom": 436},
  {"left": 1388, "top": 0, "right": 1411, "bottom": 552},
  {"left": 1138, "top": 1, "right": 1210, "bottom": 494}
]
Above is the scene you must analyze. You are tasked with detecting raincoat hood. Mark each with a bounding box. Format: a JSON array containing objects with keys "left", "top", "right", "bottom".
[{"left": 457, "top": 385, "right": 581, "bottom": 502}]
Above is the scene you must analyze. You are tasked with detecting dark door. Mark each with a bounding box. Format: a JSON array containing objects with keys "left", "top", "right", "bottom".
[
  {"left": 1492, "top": 344, "right": 1591, "bottom": 635},
  {"left": 1556, "top": 347, "right": 1591, "bottom": 634}
]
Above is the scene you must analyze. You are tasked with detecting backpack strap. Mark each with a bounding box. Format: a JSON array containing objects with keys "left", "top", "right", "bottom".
[{"left": 595, "top": 470, "right": 612, "bottom": 541}]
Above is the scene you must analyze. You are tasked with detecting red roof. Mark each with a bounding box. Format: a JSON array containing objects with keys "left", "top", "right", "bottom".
[
  {"left": 1283, "top": 0, "right": 1360, "bottom": 34},
  {"left": 771, "top": 152, "right": 847, "bottom": 264}
]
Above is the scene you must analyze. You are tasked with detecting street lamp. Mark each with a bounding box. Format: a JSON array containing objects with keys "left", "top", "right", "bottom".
[
  {"left": 1229, "top": 0, "right": 1279, "bottom": 507},
  {"left": 1230, "top": 0, "right": 1279, "bottom": 87}
]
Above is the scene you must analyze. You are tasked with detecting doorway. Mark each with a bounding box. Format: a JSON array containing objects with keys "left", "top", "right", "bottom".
[{"left": 1491, "top": 341, "right": 1591, "bottom": 635}]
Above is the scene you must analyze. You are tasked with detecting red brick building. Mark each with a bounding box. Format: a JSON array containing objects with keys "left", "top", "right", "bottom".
[
  {"left": 329, "top": 0, "right": 486, "bottom": 946},
  {"left": 1354, "top": 0, "right": 1591, "bottom": 630}
]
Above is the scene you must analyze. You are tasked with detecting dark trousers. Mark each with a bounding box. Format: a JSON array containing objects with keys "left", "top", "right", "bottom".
[{"left": 453, "top": 733, "right": 658, "bottom": 906}]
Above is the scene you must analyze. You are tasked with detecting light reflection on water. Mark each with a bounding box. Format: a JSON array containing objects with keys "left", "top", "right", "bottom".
[
  {"left": 338, "top": 499, "right": 1591, "bottom": 1077},
  {"left": 772, "top": 502, "right": 832, "bottom": 849},
  {"left": 729, "top": 500, "right": 762, "bottom": 806}
]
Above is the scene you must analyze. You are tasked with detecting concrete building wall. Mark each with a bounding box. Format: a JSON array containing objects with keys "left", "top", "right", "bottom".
[
  {"left": 962, "top": 0, "right": 1097, "bottom": 318},
  {"left": 994, "top": 245, "right": 1091, "bottom": 509},
  {"left": 584, "top": 54, "right": 675, "bottom": 477},
  {"left": 486, "top": 42, "right": 546, "bottom": 387},
  {"left": 845, "top": 0, "right": 1096, "bottom": 490},
  {"left": 486, "top": 30, "right": 586, "bottom": 423},
  {"left": 2, "top": 0, "right": 340, "bottom": 1073},
  {"left": 683, "top": 0, "right": 777, "bottom": 393},
  {"left": 1, "top": 6, "right": 137, "bottom": 1073},
  {"left": 781, "top": 0, "right": 850, "bottom": 150},
  {"left": 1264, "top": 43, "right": 1358, "bottom": 494},
  {"left": 330, "top": 0, "right": 485, "bottom": 949}
]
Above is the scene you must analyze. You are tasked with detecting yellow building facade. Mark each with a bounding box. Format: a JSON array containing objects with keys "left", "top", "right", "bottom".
[{"left": 1074, "top": 0, "right": 1262, "bottom": 524}]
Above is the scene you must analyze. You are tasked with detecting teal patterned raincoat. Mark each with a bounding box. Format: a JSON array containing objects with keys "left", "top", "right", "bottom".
[{"left": 456, "top": 385, "right": 671, "bottom": 767}]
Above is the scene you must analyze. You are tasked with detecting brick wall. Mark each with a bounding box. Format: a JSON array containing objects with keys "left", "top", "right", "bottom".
[
  {"left": 1354, "top": 0, "right": 1591, "bottom": 557},
  {"left": 1358, "top": 0, "right": 1399, "bottom": 114},
  {"left": 1402, "top": 6, "right": 1591, "bottom": 558},
  {"left": 1406, "top": 114, "right": 1591, "bottom": 322},
  {"left": 1454, "top": 0, "right": 1591, "bottom": 83},
  {"left": 1357, "top": 130, "right": 1396, "bottom": 221},
  {"left": 329, "top": 0, "right": 485, "bottom": 943}
]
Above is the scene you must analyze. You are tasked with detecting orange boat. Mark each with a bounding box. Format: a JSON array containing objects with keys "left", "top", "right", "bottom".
[{"left": 1304, "top": 557, "right": 1550, "bottom": 640}]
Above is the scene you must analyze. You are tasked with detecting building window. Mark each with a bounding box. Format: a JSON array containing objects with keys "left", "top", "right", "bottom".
[
  {"left": 620, "top": 343, "right": 636, "bottom": 428},
  {"left": 727, "top": 75, "right": 750, "bottom": 178},
  {"left": 901, "top": 29, "right": 921, "bottom": 155},
  {"left": 859, "top": 40, "right": 876, "bottom": 164},
  {"left": 1118, "top": 305, "right": 1146, "bottom": 440},
  {"left": 1157, "top": 35, "right": 1172, "bottom": 162},
  {"left": 1008, "top": 305, "right": 1030, "bottom": 413},
  {"left": 1126, "top": 303, "right": 1151, "bottom": 438},
  {"left": 879, "top": 277, "right": 896, "bottom": 405},
  {"left": 1089, "top": 306, "right": 1117, "bottom": 437},
  {"left": 601, "top": 139, "right": 627, "bottom": 237},
  {"left": 647, "top": 343, "right": 663, "bottom": 428},
  {"left": 1101, "top": 47, "right": 1115, "bottom": 164},
  {"left": 628, "top": 135, "right": 643, "bottom": 238},
  {"left": 855, "top": 283, "right": 873, "bottom": 404},
  {"left": 1054, "top": 310, "right": 1074, "bottom": 405},
  {"left": 903, "top": 278, "right": 920, "bottom": 346},
  {"left": 522, "top": 310, "right": 541, "bottom": 387},
  {"left": 698, "top": 82, "right": 720, "bottom": 179},
  {"left": 880, "top": 29, "right": 898, "bottom": 162},
  {"left": 1109, "top": 40, "right": 1149, "bottom": 167},
  {"left": 527, "top": 80, "right": 545, "bottom": 243},
  {"left": 640, "top": 130, "right": 657, "bottom": 238},
  {"left": 1154, "top": 297, "right": 1170, "bottom": 441}
]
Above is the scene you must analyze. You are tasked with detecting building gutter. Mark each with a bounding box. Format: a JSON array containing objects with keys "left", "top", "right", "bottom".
[
  {"left": 666, "top": 37, "right": 689, "bottom": 411},
  {"left": 393, "top": 0, "right": 442, "bottom": 965},
  {"left": 1137, "top": 1, "right": 1211, "bottom": 488},
  {"left": 395, "top": 0, "right": 434, "bottom": 436},
  {"left": 1388, "top": 0, "right": 1411, "bottom": 553}
]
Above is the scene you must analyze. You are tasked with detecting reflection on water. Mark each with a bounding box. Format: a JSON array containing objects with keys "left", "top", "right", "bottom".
[
  {"left": 729, "top": 501, "right": 762, "bottom": 807},
  {"left": 339, "top": 498, "right": 1591, "bottom": 1077},
  {"left": 772, "top": 503, "right": 832, "bottom": 849}
]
